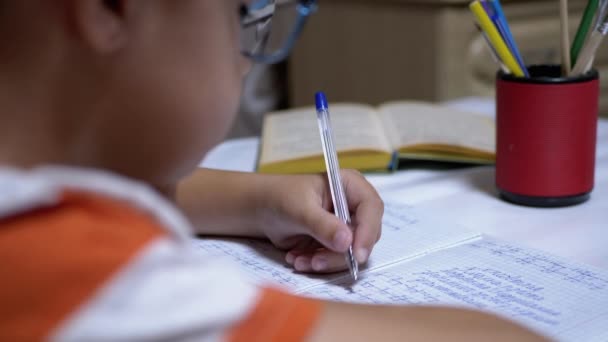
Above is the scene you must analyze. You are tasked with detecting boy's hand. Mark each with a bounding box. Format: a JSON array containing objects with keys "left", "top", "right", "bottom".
[
  {"left": 176, "top": 168, "right": 383, "bottom": 273},
  {"left": 258, "top": 170, "right": 383, "bottom": 273}
]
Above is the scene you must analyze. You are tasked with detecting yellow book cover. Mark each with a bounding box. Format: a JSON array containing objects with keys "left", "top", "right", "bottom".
[{"left": 257, "top": 101, "right": 495, "bottom": 174}]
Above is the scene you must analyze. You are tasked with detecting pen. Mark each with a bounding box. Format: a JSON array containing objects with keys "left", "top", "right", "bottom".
[
  {"left": 486, "top": 0, "right": 529, "bottom": 77},
  {"left": 469, "top": 1, "right": 525, "bottom": 77},
  {"left": 571, "top": 18, "right": 608, "bottom": 75},
  {"left": 475, "top": 23, "right": 510, "bottom": 73},
  {"left": 588, "top": 0, "right": 608, "bottom": 41},
  {"left": 314, "top": 91, "right": 358, "bottom": 281},
  {"left": 560, "top": 0, "right": 572, "bottom": 76},
  {"left": 571, "top": 0, "right": 608, "bottom": 75},
  {"left": 571, "top": 0, "right": 599, "bottom": 66}
]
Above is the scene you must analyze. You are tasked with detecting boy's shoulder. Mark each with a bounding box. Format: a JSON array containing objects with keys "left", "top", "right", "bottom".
[
  {"left": 0, "top": 166, "right": 193, "bottom": 237},
  {"left": 0, "top": 166, "right": 319, "bottom": 342},
  {"left": 0, "top": 167, "right": 187, "bottom": 340},
  {"left": 0, "top": 167, "right": 178, "bottom": 284}
]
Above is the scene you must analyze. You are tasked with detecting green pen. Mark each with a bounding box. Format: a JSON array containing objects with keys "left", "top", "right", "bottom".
[{"left": 571, "top": 0, "right": 599, "bottom": 67}]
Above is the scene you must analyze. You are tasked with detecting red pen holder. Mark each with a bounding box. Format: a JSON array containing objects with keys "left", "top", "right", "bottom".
[{"left": 496, "top": 65, "right": 599, "bottom": 207}]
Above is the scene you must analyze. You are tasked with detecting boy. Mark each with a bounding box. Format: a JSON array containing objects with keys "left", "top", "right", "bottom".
[{"left": 0, "top": 1, "right": 546, "bottom": 341}]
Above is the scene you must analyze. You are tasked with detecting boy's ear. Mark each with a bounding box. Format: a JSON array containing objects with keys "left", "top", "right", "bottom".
[{"left": 67, "top": 0, "right": 130, "bottom": 53}]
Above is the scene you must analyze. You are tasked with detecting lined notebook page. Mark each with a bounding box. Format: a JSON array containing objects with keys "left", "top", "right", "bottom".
[
  {"left": 192, "top": 202, "right": 480, "bottom": 292},
  {"left": 301, "top": 238, "right": 608, "bottom": 342}
]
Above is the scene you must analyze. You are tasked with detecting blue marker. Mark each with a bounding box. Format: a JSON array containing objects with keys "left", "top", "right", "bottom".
[{"left": 490, "top": 0, "right": 529, "bottom": 77}]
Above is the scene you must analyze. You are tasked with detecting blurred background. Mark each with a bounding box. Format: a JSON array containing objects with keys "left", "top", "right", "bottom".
[{"left": 229, "top": 0, "right": 608, "bottom": 138}]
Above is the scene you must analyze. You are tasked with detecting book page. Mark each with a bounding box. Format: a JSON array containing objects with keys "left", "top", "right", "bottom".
[
  {"left": 301, "top": 238, "right": 608, "bottom": 342},
  {"left": 259, "top": 104, "right": 392, "bottom": 165},
  {"left": 191, "top": 202, "right": 480, "bottom": 292},
  {"left": 378, "top": 101, "right": 495, "bottom": 153}
]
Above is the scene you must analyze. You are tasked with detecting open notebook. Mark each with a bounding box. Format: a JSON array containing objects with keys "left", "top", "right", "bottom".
[{"left": 192, "top": 203, "right": 608, "bottom": 342}]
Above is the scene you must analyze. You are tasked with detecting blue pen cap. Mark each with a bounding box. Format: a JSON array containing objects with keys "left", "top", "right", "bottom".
[{"left": 315, "top": 91, "right": 328, "bottom": 111}]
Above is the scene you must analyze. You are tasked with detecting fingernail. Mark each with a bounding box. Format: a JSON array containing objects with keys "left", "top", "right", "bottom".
[
  {"left": 333, "top": 230, "right": 350, "bottom": 251},
  {"left": 285, "top": 252, "right": 295, "bottom": 264},
  {"left": 312, "top": 257, "right": 328, "bottom": 271},
  {"left": 294, "top": 256, "right": 312, "bottom": 272},
  {"left": 356, "top": 248, "right": 369, "bottom": 263}
]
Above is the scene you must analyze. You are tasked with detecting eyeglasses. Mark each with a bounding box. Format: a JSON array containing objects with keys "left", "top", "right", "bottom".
[{"left": 240, "top": 0, "right": 318, "bottom": 64}]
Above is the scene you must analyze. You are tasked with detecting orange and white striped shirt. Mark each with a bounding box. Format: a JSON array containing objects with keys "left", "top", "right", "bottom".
[{"left": 0, "top": 166, "right": 322, "bottom": 341}]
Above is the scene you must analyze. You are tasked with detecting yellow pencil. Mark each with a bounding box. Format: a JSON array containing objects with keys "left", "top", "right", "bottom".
[{"left": 469, "top": 1, "right": 525, "bottom": 77}]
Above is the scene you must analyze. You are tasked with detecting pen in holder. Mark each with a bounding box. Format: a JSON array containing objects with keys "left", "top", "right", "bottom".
[{"left": 496, "top": 65, "right": 599, "bottom": 207}]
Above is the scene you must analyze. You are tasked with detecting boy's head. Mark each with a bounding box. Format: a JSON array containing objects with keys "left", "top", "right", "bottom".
[{"left": 0, "top": 0, "right": 252, "bottom": 189}]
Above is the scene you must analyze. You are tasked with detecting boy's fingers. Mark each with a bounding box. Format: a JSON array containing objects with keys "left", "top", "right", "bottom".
[
  {"left": 351, "top": 200, "right": 383, "bottom": 263},
  {"left": 285, "top": 238, "right": 317, "bottom": 264},
  {"left": 345, "top": 191, "right": 384, "bottom": 263},
  {"left": 292, "top": 249, "right": 349, "bottom": 273},
  {"left": 311, "top": 250, "right": 349, "bottom": 273},
  {"left": 285, "top": 249, "right": 305, "bottom": 265},
  {"left": 341, "top": 170, "right": 384, "bottom": 262},
  {"left": 302, "top": 205, "right": 353, "bottom": 253},
  {"left": 293, "top": 255, "right": 313, "bottom": 273},
  {"left": 352, "top": 221, "right": 378, "bottom": 264}
]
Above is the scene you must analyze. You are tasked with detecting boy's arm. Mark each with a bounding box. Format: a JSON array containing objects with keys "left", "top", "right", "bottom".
[
  {"left": 307, "top": 302, "right": 549, "bottom": 342},
  {"left": 175, "top": 168, "right": 383, "bottom": 273},
  {"left": 229, "top": 286, "right": 547, "bottom": 341},
  {"left": 175, "top": 168, "right": 268, "bottom": 238}
]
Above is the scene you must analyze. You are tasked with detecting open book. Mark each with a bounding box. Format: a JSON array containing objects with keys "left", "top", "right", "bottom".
[
  {"left": 257, "top": 101, "right": 496, "bottom": 174},
  {"left": 193, "top": 203, "right": 608, "bottom": 342}
]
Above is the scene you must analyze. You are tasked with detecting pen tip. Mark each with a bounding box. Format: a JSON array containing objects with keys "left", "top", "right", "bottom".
[{"left": 315, "top": 91, "right": 328, "bottom": 111}]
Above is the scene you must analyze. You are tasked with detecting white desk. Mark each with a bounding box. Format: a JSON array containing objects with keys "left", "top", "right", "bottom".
[{"left": 202, "top": 98, "right": 608, "bottom": 270}]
